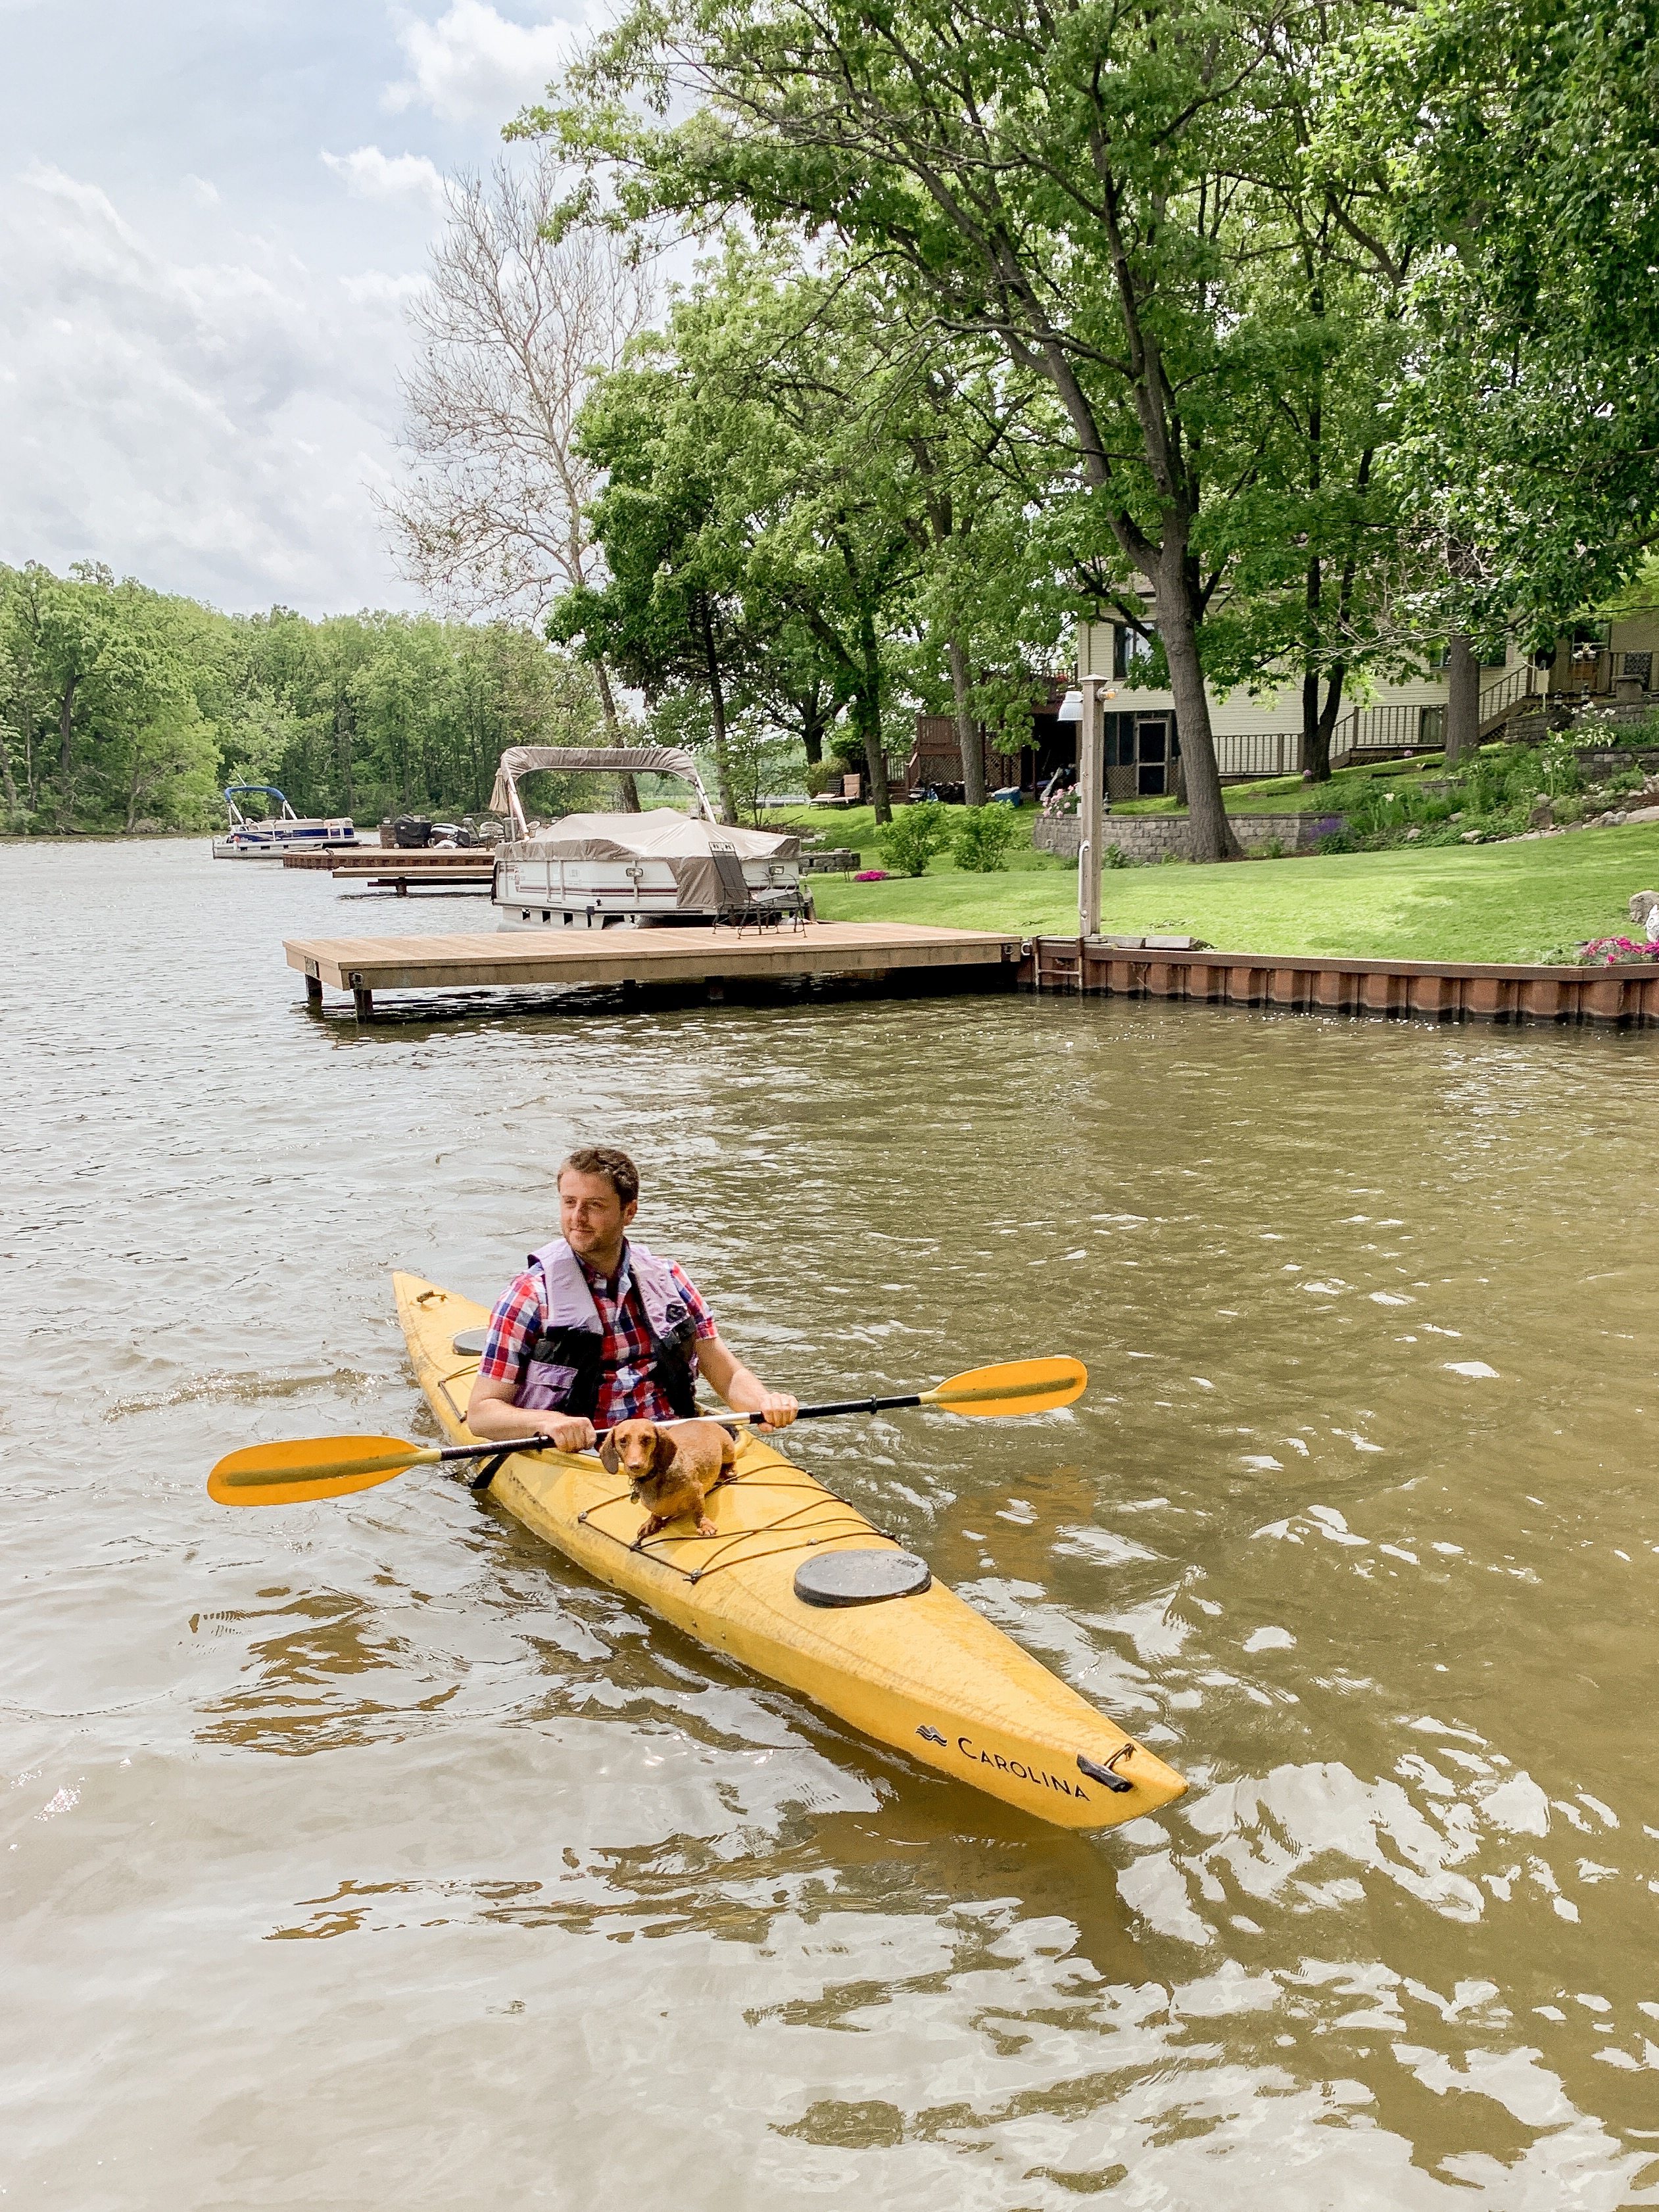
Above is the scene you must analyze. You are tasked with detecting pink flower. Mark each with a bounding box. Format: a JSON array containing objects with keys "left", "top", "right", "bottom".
[
  {"left": 1577, "top": 935, "right": 1659, "bottom": 965},
  {"left": 853, "top": 869, "right": 889, "bottom": 881}
]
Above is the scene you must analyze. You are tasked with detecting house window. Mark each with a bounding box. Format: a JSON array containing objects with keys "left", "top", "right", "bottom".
[
  {"left": 1113, "top": 626, "right": 1154, "bottom": 681},
  {"left": 1419, "top": 705, "right": 1445, "bottom": 746}
]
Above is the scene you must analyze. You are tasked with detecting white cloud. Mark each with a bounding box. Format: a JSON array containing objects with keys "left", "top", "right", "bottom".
[
  {"left": 321, "top": 145, "right": 447, "bottom": 211},
  {"left": 185, "top": 174, "right": 220, "bottom": 208},
  {"left": 0, "top": 163, "right": 425, "bottom": 612},
  {"left": 385, "top": 1, "right": 579, "bottom": 124}
]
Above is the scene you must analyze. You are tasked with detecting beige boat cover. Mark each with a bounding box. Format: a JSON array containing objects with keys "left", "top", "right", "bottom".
[
  {"left": 489, "top": 746, "right": 704, "bottom": 817},
  {"left": 504, "top": 809, "right": 800, "bottom": 911}
]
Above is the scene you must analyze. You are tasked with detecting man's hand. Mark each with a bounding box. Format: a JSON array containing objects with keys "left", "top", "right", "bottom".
[
  {"left": 697, "top": 1337, "right": 798, "bottom": 1430},
  {"left": 541, "top": 1413, "right": 596, "bottom": 1453},
  {"left": 468, "top": 1372, "right": 594, "bottom": 1453}
]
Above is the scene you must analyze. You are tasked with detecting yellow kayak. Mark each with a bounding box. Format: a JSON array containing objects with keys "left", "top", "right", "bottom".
[{"left": 397, "top": 1273, "right": 1186, "bottom": 1833}]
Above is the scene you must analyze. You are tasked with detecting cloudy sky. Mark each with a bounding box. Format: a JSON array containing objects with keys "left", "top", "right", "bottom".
[{"left": 0, "top": 0, "right": 602, "bottom": 613}]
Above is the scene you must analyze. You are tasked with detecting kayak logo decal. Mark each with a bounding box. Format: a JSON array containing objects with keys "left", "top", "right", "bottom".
[
  {"left": 957, "top": 1736, "right": 1088, "bottom": 1802},
  {"left": 915, "top": 1724, "right": 947, "bottom": 1746}
]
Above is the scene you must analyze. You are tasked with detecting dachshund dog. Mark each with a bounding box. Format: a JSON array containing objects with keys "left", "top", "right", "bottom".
[{"left": 598, "top": 1417, "right": 737, "bottom": 1543}]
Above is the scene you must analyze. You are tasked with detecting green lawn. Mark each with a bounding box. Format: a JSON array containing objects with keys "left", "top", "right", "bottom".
[{"left": 803, "top": 823, "right": 1659, "bottom": 963}]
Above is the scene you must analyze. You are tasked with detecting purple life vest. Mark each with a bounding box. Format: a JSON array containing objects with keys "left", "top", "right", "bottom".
[{"left": 516, "top": 1237, "right": 700, "bottom": 1422}]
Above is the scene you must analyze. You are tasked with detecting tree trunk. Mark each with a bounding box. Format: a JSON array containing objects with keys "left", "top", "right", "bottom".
[
  {"left": 1444, "top": 633, "right": 1478, "bottom": 767},
  {"left": 798, "top": 688, "right": 825, "bottom": 767},
  {"left": 55, "top": 673, "right": 79, "bottom": 830},
  {"left": 1305, "top": 664, "right": 1347, "bottom": 782},
  {"left": 699, "top": 600, "right": 738, "bottom": 825},
  {"left": 857, "top": 608, "right": 891, "bottom": 824},
  {"left": 594, "top": 658, "right": 640, "bottom": 811},
  {"left": 337, "top": 700, "right": 354, "bottom": 820},
  {"left": 948, "top": 634, "right": 986, "bottom": 806},
  {"left": 1153, "top": 553, "right": 1239, "bottom": 862},
  {"left": 1301, "top": 670, "right": 1326, "bottom": 782},
  {"left": 0, "top": 719, "right": 19, "bottom": 821}
]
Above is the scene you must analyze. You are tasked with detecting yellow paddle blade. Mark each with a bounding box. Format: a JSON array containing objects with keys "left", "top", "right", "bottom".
[
  {"left": 208, "top": 1435, "right": 439, "bottom": 1508},
  {"left": 923, "top": 1357, "right": 1088, "bottom": 1418}
]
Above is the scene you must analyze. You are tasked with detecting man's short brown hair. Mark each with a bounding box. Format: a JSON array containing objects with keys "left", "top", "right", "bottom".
[{"left": 558, "top": 1147, "right": 640, "bottom": 1207}]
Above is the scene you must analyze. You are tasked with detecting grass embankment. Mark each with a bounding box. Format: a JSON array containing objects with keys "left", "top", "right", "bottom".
[
  {"left": 1111, "top": 754, "right": 1452, "bottom": 816},
  {"left": 767, "top": 804, "right": 1659, "bottom": 963}
]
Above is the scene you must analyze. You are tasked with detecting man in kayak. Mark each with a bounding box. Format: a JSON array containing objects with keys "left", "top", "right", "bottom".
[{"left": 466, "top": 1145, "right": 798, "bottom": 1453}]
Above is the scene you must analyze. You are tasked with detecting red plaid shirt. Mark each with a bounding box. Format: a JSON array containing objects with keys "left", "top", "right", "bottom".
[{"left": 478, "top": 1243, "right": 717, "bottom": 1429}]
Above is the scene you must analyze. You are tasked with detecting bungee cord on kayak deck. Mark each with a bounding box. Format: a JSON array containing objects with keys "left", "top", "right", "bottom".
[{"left": 574, "top": 1463, "right": 905, "bottom": 1585}]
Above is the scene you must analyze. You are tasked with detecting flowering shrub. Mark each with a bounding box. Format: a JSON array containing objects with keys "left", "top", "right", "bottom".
[
  {"left": 1575, "top": 936, "right": 1659, "bottom": 966},
  {"left": 852, "top": 868, "right": 889, "bottom": 881}
]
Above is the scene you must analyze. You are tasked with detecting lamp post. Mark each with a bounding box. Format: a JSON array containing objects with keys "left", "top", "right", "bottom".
[{"left": 1077, "top": 674, "right": 1104, "bottom": 938}]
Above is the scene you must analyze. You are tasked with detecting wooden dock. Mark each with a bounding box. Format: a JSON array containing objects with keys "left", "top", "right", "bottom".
[
  {"left": 281, "top": 846, "right": 493, "bottom": 875},
  {"left": 1022, "top": 938, "right": 1659, "bottom": 1026},
  {"left": 333, "top": 857, "right": 493, "bottom": 894},
  {"left": 286, "top": 920, "right": 1022, "bottom": 1017}
]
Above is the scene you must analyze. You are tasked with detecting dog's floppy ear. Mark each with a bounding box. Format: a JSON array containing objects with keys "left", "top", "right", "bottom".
[
  {"left": 652, "top": 1430, "right": 679, "bottom": 1478},
  {"left": 598, "top": 1431, "right": 620, "bottom": 1476}
]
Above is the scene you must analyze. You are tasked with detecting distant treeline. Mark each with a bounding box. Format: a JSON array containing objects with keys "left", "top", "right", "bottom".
[{"left": 0, "top": 560, "right": 606, "bottom": 834}]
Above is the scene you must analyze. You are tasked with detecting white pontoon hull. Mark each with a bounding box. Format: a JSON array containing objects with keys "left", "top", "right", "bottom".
[
  {"left": 493, "top": 850, "right": 802, "bottom": 930},
  {"left": 211, "top": 821, "right": 358, "bottom": 860}
]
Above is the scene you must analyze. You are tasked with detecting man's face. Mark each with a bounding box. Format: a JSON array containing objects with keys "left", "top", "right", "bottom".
[{"left": 559, "top": 1170, "right": 636, "bottom": 1263}]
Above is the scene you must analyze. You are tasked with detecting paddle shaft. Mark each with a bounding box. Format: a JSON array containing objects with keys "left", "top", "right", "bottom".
[
  {"left": 510, "top": 1397, "right": 925, "bottom": 1449},
  {"left": 524, "top": 1387, "right": 1026, "bottom": 1449}
]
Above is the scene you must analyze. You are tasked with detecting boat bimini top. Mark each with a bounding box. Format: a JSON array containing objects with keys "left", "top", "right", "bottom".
[
  {"left": 488, "top": 746, "right": 717, "bottom": 839},
  {"left": 223, "top": 784, "right": 301, "bottom": 825}
]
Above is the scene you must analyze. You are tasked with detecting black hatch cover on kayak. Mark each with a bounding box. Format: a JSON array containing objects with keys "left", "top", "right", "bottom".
[
  {"left": 794, "top": 1550, "right": 932, "bottom": 1607},
  {"left": 452, "top": 1328, "right": 489, "bottom": 1356}
]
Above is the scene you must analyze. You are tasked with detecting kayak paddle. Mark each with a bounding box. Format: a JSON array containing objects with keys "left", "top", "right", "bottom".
[{"left": 206, "top": 1353, "right": 1087, "bottom": 1508}]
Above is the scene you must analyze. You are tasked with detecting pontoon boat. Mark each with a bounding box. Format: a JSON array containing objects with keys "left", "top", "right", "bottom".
[
  {"left": 212, "top": 785, "right": 358, "bottom": 859},
  {"left": 490, "top": 746, "right": 807, "bottom": 930}
]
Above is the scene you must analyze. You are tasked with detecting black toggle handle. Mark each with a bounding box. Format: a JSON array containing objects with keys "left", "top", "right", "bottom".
[{"left": 1077, "top": 1750, "right": 1135, "bottom": 1795}]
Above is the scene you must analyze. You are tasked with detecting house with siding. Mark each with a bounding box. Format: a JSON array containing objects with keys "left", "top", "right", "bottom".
[
  {"left": 900, "top": 604, "right": 1659, "bottom": 802},
  {"left": 1068, "top": 610, "right": 1659, "bottom": 801}
]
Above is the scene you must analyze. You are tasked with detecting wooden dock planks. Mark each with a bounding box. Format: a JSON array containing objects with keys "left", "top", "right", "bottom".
[{"left": 286, "top": 919, "right": 1023, "bottom": 1015}]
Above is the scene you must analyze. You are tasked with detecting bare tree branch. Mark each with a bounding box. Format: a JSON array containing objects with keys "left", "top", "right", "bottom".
[{"left": 381, "top": 156, "right": 656, "bottom": 730}]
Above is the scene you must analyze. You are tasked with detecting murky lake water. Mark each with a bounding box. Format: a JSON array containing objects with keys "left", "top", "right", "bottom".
[{"left": 5, "top": 840, "right": 1659, "bottom": 2208}]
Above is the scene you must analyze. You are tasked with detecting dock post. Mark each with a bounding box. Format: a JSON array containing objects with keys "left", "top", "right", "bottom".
[
  {"left": 1077, "top": 673, "right": 1104, "bottom": 940},
  {"left": 352, "top": 986, "right": 374, "bottom": 1021},
  {"left": 304, "top": 973, "right": 323, "bottom": 1007}
]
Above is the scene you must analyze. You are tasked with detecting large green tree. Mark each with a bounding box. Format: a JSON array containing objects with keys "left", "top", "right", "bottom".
[
  {"left": 558, "top": 246, "right": 940, "bottom": 823},
  {"left": 550, "top": 342, "right": 761, "bottom": 822},
  {"left": 519, "top": 0, "right": 1379, "bottom": 859},
  {"left": 1350, "top": 0, "right": 1659, "bottom": 759}
]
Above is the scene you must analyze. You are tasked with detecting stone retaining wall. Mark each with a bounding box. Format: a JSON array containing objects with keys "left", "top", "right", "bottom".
[
  {"left": 1034, "top": 809, "right": 1341, "bottom": 863},
  {"left": 1570, "top": 748, "right": 1659, "bottom": 777}
]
